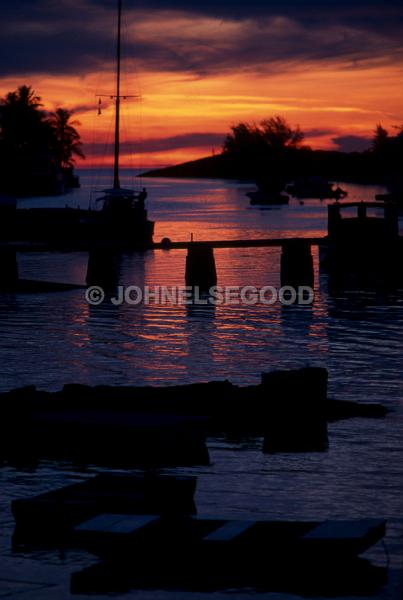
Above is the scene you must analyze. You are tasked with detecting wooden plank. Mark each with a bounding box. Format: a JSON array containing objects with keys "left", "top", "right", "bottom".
[
  {"left": 203, "top": 520, "right": 255, "bottom": 542},
  {"left": 303, "top": 519, "right": 385, "bottom": 542},
  {"left": 76, "top": 514, "right": 159, "bottom": 535},
  {"left": 302, "top": 518, "right": 386, "bottom": 556},
  {"left": 75, "top": 514, "right": 125, "bottom": 532}
]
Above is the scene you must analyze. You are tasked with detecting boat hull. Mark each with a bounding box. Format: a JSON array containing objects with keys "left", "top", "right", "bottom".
[
  {"left": 0, "top": 207, "right": 154, "bottom": 249},
  {"left": 247, "top": 191, "right": 289, "bottom": 205}
]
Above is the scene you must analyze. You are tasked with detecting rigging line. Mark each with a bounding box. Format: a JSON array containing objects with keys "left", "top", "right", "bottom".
[
  {"left": 120, "top": 0, "right": 141, "bottom": 189},
  {"left": 120, "top": 104, "right": 131, "bottom": 187},
  {"left": 89, "top": 95, "right": 106, "bottom": 196},
  {"left": 137, "top": 95, "right": 144, "bottom": 188},
  {"left": 90, "top": 2, "right": 118, "bottom": 196},
  {"left": 119, "top": 8, "right": 129, "bottom": 187},
  {"left": 95, "top": 104, "right": 115, "bottom": 198},
  {"left": 127, "top": 3, "right": 144, "bottom": 187}
]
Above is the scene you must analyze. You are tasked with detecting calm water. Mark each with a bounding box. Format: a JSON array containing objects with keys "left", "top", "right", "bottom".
[{"left": 0, "top": 171, "right": 402, "bottom": 599}]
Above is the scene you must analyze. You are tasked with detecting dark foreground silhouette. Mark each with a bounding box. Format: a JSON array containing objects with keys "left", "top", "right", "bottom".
[{"left": 11, "top": 472, "right": 387, "bottom": 596}]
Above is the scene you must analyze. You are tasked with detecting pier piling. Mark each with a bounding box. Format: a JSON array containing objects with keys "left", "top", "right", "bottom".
[
  {"left": 86, "top": 246, "right": 120, "bottom": 290},
  {"left": 262, "top": 367, "right": 329, "bottom": 453},
  {"left": 281, "top": 240, "right": 314, "bottom": 288},
  {"left": 0, "top": 248, "right": 19, "bottom": 290},
  {"left": 185, "top": 243, "right": 217, "bottom": 291}
]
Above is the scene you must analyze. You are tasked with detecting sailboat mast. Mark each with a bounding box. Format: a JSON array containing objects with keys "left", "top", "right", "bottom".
[{"left": 113, "top": 0, "right": 122, "bottom": 190}]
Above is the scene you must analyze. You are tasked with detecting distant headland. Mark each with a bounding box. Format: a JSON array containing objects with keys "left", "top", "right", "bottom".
[{"left": 142, "top": 117, "right": 403, "bottom": 192}]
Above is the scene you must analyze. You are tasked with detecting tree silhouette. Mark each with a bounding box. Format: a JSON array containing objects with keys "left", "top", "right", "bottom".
[
  {"left": 224, "top": 122, "right": 262, "bottom": 156},
  {"left": 224, "top": 116, "right": 304, "bottom": 156},
  {"left": 372, "top": 125, "right": 389, "bottom": 153},
  {"left": 0, "top": 86, "right": 49, "bottom": 159},
  {"left": 371, "top": 124, "right": 403, "bottom": 194},
  {"left": 0, "top": 86, "right": 84, "bottom": 195},
  {"left": 223, "top": 116, "right": 305, "bottom": 184},
  {"left": 48, "top": 108, "right": 85, "bottom": 169},
  {"left": 260, "top": 116, "right": 304, "bottom": 151}
]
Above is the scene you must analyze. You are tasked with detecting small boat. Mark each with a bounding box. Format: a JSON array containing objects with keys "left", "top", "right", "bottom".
[
  {"left": 247, "top": 190, "right": 289, "bottom": 205},
  {"left": 287, "top": 177, "right": 348, "bottom": 200}
]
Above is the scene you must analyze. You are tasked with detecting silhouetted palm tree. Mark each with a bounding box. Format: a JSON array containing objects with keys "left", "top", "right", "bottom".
[
  {"left": 0, "top": 86, "right": 84, "bottom": 195},
  {"left": 7, "top": 85, "right": 42, "bottom": 109},
  {"left": 48, "top": 108, "right": 85, "bottom": 169},
  {"left": 0, "top": 85, "right": 47, "bottom": 155}
]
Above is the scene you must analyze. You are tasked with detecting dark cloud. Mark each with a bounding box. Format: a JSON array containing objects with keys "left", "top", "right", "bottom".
[
  {"left": 85, "top": 132, "right": 226, "bottom": 155},
  {"left": 64, "top": 0, "right": 403, "bottom": 20},
  {"left": 305, "top": 128, "right": 339, "bottom": 138},
  {"left": 0, "top": 0, "right": 402, "bottom": 78},
  {"left": 332, "top": 135, "right": 372, "bottom": 152}
]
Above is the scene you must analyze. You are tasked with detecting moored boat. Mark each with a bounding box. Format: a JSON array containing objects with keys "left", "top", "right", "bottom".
[
  {"left": 287, "top": 177, "right": 348, "bottom": 199},
  {"left": 0, "top": 0, "right": 154, "bottom": 250},
  {"left": 247, "top": 189, "right": 289, "bottom": 205}
]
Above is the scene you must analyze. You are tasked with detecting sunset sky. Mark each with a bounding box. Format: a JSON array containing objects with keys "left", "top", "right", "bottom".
[{"left": 1, "top": 0, "right": 402, "bottom": 168}]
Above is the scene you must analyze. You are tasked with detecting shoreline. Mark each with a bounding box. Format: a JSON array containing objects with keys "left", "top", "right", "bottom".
[{"left": 140, "top": 151, "right": 388, "bottom": 185}]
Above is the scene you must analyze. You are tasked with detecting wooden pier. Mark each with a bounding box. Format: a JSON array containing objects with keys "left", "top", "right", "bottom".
[
  {"left": 1, "top": 238, "right": 322, "bottom": 290},
  {"left": 0, "top": 236, "right": 325, "bottom": 253},
  {"left": 154, "top": 236, "right": 324, "bottom": 250},
  {"left": 2, "top": 200, "right": 401, "bottom": 291}
]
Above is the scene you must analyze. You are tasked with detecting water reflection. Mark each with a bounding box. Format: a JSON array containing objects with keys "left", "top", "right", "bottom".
[
  {"left": 2, "top": 175, "right": 402, "bottom": 599},
  {"left": 1, "top": 176, "right": 401, "bottom": 396}
]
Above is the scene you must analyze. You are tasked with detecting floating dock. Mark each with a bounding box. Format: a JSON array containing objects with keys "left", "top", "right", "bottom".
[
  {"left": 70, "top": 514, "right": 387, "bottom": 594},
  {"left": 12, "top": 473, "right": 197, "bottom": 543}
]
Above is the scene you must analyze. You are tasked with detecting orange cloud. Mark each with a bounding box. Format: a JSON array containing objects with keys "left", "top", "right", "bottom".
[{"left": 1, "top": 7, "right": 402, "bottom": 167}]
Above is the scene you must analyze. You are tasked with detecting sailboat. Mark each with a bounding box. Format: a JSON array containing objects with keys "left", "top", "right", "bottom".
[
  {"left": 93, "top": 0, "right": 154, "bottom": 246},
  {"left": 0, "top": 0, "right": 154, "bottom": 249}
]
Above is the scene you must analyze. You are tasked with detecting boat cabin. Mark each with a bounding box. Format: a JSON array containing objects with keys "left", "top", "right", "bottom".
[{"left": 327, "top": 201, "right": 399, "bottom": 241}]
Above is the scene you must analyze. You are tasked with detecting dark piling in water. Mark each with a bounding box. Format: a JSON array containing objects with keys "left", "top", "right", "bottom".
[
  {"left": 281, "top": 240, "right": 314, "bottom": 288},
  {"left": 262, "top": 367, "right": 329, "bottom": 453},
  {"left": 86, "top": 246, "right": 120, "bottom": 290},
  {"left": 0, "top": 247, "right": 19, "bottom": 290},
  {"left": 185, "top": 243, "right": 217, "bottom": 291}
]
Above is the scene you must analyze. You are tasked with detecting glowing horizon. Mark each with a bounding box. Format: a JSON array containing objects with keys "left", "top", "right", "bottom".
[{"left": 1, "top": 2, "right": 402, "bottom": 168}]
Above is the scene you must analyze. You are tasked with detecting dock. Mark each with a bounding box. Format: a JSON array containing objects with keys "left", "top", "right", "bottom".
[
  {"left": 0, "top": 236, "right": 325, "bottom": 252},
  {"left": 10, "top": 473, "right": 388, "bottom": 595},
  {"left": 1, "top": 202, "right": 402, "bottom": 292},
  {"left": 70, "top": 514, "right": 387, "bottom": 594},
  {"left": 12, "top": 473, "right": 197, "bottom": 543},
  {"left": 153, "top": 236, "right": 324, "bottom": 250}
]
